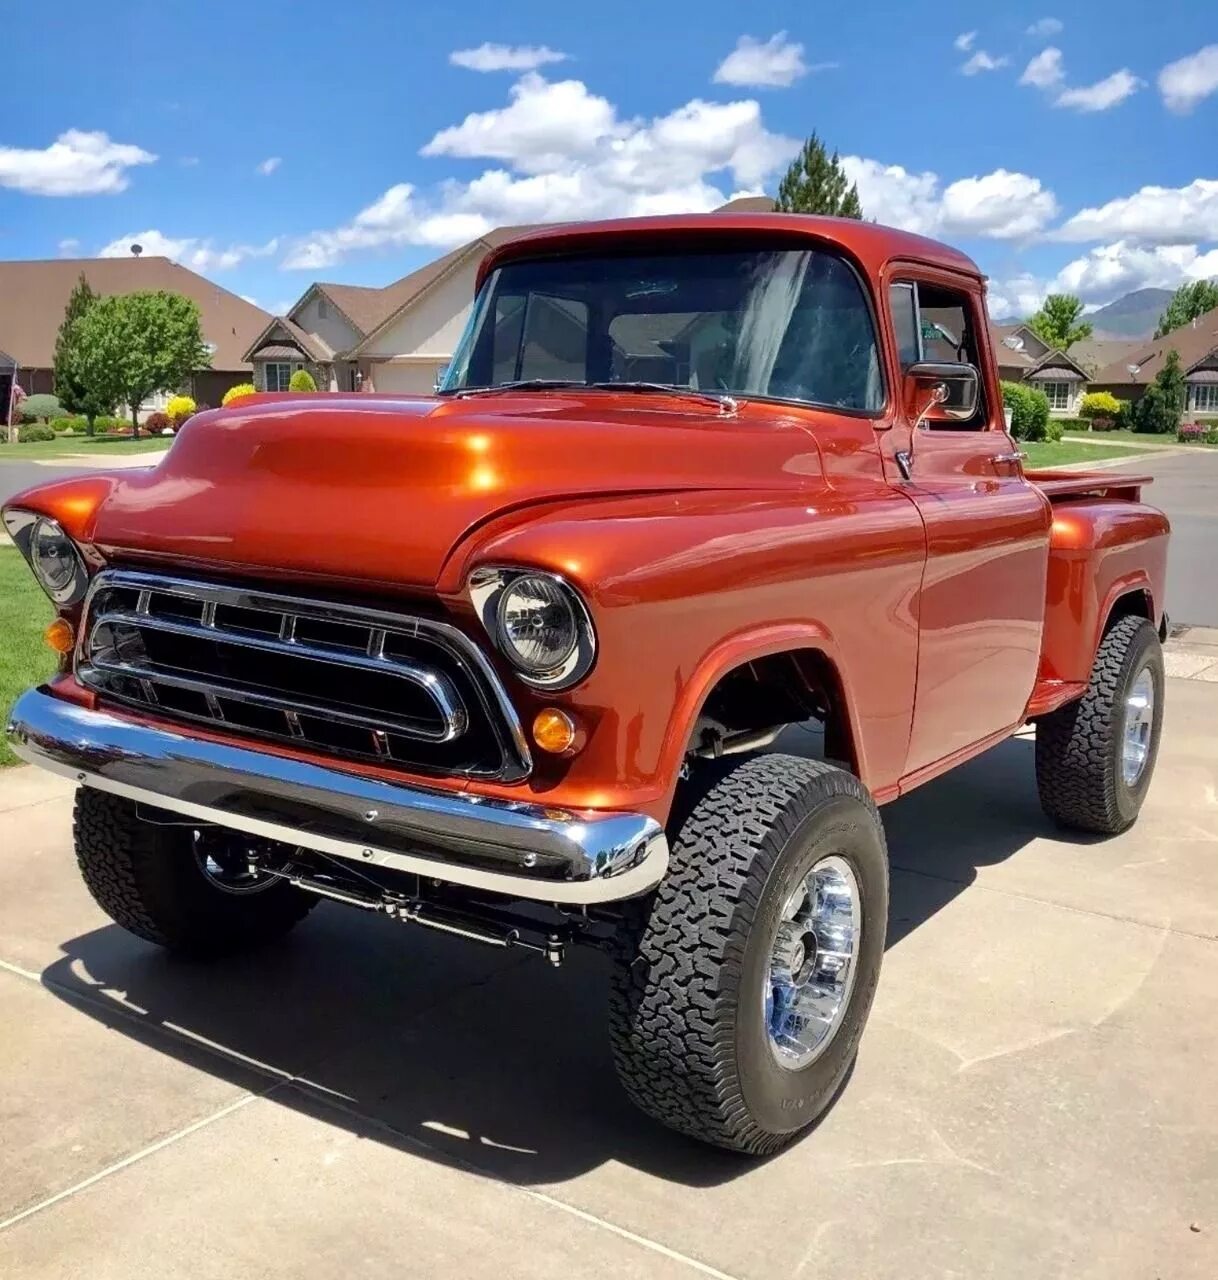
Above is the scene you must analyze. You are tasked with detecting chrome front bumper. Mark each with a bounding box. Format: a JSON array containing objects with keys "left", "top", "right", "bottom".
[{"left": 6, "top": 688, "right": 668, "bottom": 905}]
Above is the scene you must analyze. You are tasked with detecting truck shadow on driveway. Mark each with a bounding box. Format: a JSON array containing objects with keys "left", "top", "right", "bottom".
[{"left": 39, "top": 734, "right": 1089, "bottom": 1187}]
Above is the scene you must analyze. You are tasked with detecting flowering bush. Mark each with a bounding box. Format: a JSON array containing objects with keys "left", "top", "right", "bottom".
[
  {"left": 145, "top": 411, "right": 171, "bottom": 432},
  {"left": 222, "top": 383, "right": 256, "bottom": 407},
  {"left": 166, "top": 394, "right": 196, "bottom": 427},
  {"left": 1179, "top": 421, "right": 1218, "bottom": 444}
]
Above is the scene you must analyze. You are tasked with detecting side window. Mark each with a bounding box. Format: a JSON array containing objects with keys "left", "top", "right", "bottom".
[
  {"left": 892, "top": 279, "right": 987, "bottom": 429},
  {"left": 488, "top": 293, "right": 589, "bottom": 383}
]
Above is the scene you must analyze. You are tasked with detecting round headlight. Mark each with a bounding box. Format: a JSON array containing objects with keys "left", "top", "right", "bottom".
[
  {"left": 495, "top": 574, "right": 579, "bottom": 676},
  {"left": 31, "top": 518, "right": 85, "bottom": 602}
]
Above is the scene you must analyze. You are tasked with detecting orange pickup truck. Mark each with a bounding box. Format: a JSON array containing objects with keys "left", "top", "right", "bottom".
[{"left": 5, "top": 213, "right": 1169, "bottom": 1154}]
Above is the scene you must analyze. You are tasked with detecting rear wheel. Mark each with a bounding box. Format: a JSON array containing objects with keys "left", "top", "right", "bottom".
[
  {"left": 74, "top": 788, "right": 315, "bottom": 956},
  {"left": 1036, "top": 615, "right": 1165, "bottom": 834},
  {"left": 608, "top": 754, "right": 888, "bottom": 1155}
]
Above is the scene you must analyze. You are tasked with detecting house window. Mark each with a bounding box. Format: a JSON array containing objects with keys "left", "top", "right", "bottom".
[
  {"left": 264, "top": 362, "right": 299, "bottom": 392},
  {"left": 1189, "top": 383, "right": 1218, "bottom": 413},
  {"left": 1036, "top": 380, "right": 1072, "bottom": 411}
]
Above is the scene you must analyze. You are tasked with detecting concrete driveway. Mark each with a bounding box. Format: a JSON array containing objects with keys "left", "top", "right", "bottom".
[{"left": 1, "top": 679, "right": 1216, "bottom": 1279}]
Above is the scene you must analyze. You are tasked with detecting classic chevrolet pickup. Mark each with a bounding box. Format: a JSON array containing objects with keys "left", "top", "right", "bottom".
[{"left": 5, "top": 213, "right": 1169, "bottom": 1153}]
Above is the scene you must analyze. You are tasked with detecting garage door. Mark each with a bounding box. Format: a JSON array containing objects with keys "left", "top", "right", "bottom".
[{"left": 374, "top": 363, "right": 443, "bottom": 394}]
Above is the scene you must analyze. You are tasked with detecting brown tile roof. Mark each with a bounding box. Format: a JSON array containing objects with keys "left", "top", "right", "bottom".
[
  {"left": 715, "top": 196, "right": 778, "bottom": 213},
  {"left": 1092, "top": 304, "right": 1218, "bottom": 387},
  {"left": 0, "top": 256, "right": 271, "bottom": 372},
  {"left": 990, "top": 324, "right": 1039, "bottom": 370},
  {"left": 1069, "top": 336, "right": 1146, "bottom": 377},
  {"left": 245, "top": 316, "right": 331, "bottom": 363}
]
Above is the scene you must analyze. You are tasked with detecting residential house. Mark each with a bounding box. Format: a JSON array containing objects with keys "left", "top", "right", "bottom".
[
  {"left": 244, "top": 227, "right": 539, "bottom": 395},
  {"left": 1090, "top": 304, "right": 1218, "bottom": 417},
  {"left": 989, "top": 323, "right": 1093, "bottom": 416},
  {"left": 0, "top": 256, "right": 271, "bottom": 409}
]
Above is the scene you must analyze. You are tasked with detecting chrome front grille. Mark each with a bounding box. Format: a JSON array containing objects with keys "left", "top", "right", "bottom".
[{"left": 77, "top": 571, "right": 530, "bottom": 780}]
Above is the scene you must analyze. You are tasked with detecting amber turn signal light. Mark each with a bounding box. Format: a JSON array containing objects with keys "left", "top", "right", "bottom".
[
  {"left": 43, "top": 617, "right": 76, "bottom": 655},
  {"left": 532, "top": 708, "right": 581, "bottom": 755}
]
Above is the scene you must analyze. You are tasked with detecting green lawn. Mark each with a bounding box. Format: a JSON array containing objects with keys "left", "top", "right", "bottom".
[
  {"left": 1021, "top": 439, "right": 1158, "bottom": 468},
  {"left": 1062, "top": 427, "right": 1218, "bottom": 449},
  {"left": 0, "top": 434, "right": 171, "bottom": 462},
  {"left": 0, "top": 548, "right": 55, "bottom": 766}
]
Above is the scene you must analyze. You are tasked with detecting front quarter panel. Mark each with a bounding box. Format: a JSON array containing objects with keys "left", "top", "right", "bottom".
[{"left": 449, "top": 484, "right": 926, "bottom": 820}]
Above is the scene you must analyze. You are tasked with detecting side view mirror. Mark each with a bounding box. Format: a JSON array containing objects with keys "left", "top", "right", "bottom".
[{"left": 905, "top": 361, "right": 979, "bottom": 426}]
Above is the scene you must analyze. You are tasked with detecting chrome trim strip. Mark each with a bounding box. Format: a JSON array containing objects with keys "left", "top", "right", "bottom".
[
  {"left": 85, "top": 608, "right": 466, "bottom": 743},
  {"left": 79, "top": 570, "right": 533, "bottom": 778},
  {"left": 7, "top": 690, "right": 667, "bottom": 906}
]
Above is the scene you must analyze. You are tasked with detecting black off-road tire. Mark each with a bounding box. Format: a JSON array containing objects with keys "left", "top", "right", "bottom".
[
  {"left": 608, "top": 754, "right": 888, "bottom": 1155},
  {"left": 1036, "top": 615, "right": 1164, "bottom": 835},
  {"left": 74, "top": 788, "right": 315, "bottom": 956}
]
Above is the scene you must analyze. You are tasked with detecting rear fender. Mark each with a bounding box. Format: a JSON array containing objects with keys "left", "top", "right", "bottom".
[{"left": 1038, "top": 497, "right": 1168, "bottom": 685}]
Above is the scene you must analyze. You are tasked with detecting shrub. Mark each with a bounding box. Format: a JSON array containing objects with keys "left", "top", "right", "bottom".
[
  {"left": 19, "top": 393, "right": 63, "bottom": 422},
  {"left": 1179, "top": 422, "right": 1218, "bottom": 445},
  {"left": 1114, "top": 398, "right": 1134, "bottom": 431},
  {"left": 18, "top": 423, "right": 56, "bottom": 443},
  {"left": 221, "top": 382, "right": 256, "bottom": 407},
  {"left": 288, "top": 369, "right": 317, "bottom": 392},
  {"left": 1079, "top": 391, "right": 1122, "bottom": 424},
  {"left": 49, "top": 415, "right": 86, "bottom": 433},
  {"left": 1000, "top": 381, "right": 1051, "bottom": 441},
  {"left": 1053, "top": 416, "right": 1088, "bottom": 433},
  {"left": 91, "top": 415, "right": 122, "bottom": 433},
  {"left": 1131, "top": 385, "right": 1178, "bottom": 434},
  {"left": 166, "top": 394, "right": 196, "bottom": 426},
  {"left": 144, "top": 411, "right": 171, "bottom": 432},
  {"left": 1045, "top": 418, "right": 1064, "bottom": 443}
]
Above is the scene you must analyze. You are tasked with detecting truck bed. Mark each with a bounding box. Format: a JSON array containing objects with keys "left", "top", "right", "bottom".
[{"left": 1025, "top": 468, "right": 1153, "bottom": 503}]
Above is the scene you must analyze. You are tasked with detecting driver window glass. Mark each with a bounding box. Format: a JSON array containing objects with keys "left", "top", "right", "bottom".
[{"left": 894, "top": 279, "right": 987, "bottom": 431}]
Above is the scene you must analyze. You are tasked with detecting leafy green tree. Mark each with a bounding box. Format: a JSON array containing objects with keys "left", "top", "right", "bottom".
[
  {"left": 71, "top": 292, "right": 210, "bottom": 437},
  {"left": 1131, "top": 350, "right": 1187, "bottom": 434},
  {"left": 288, "top": 368, "right": 317, "bottom": 391},
  {"left": 774, "top": 133, "right": 863, "bottom": 218},
  {"left": 53, "top": 273, "right": 115, "bottom": 435},
  {"left": 1026, "top": 294, "right": 1092, "bottom": 351},
  {"left": 1154, "top": 279, "right": 1218, "bottom": 338}
]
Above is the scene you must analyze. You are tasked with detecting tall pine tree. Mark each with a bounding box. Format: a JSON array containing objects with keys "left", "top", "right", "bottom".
[
  {"left": 53, "top": 272, "right": 114, "bottom": 434},
  {"left": 774, "top": 133, "right": 863, "bottom": 218}
]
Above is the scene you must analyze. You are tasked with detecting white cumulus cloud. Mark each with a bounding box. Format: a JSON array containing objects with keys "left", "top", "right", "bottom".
[
  {"left": 57, "top": 238, "right": 81, "bottom": 256},
  {"left": 98, "top": 229, "right": 280, "bottom": 272},
  {"left": 257, "top": 156, "right": 282, "bottom": 175},
  {"left": 1025, "top": 18, "right": 1063, "bottom": 38},
  {"left": 1158, "top": 44, "right": 1218, "bottom": 114},
  {"left": 1052, "top": 241, "right": 1218, "bottom": 302},
  {"left": 961, "top": 50, "right": 1009, "bottom": 76},
  {"left": 1054, "top": 69, "right": 1143, "bottom": 112},
  {"left": 284, "top": 74, "right": 798, "bottom": 269},
  {"left": 1020, "top": 47, "right": 1065, "bottom": 89},
  {"left": 449, "top": 43, "right": 568, "bottom": 72},
  {"left": 954, "top": 31, "right": 977, "bottom": 53},
  {"left": 1055, "top": 178, "right": 1218, "bottom": 244},
  {"left": 841, "top": 158, "right": 1057, "bottom": 240},
  {"left": 713, "top": 32, "right": 810, "bottom": 87},
  {"left": 0, "top": 129, "right": 155, "bottom": 196}
]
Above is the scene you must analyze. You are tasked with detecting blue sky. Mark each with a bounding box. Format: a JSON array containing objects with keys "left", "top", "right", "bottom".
[{"left": 1, "top": 0, "right": 1216, "bottom": 319}]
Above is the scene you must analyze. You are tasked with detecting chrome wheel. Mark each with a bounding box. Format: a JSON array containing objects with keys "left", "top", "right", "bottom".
[
  {"left": 764, "top": 854, "right": 861, "bottom": 1070},
  {"left": 1122, "top": 667, "right": 1155, "bottom": 786}
]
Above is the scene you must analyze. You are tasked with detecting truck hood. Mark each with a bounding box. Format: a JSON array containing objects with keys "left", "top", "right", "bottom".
[{"left": 86, "top": 393, "right": 822, "bottom": 590}]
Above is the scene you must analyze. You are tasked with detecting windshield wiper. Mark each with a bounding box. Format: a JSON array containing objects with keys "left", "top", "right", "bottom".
[
  {"left": 445, "top": 379, "right": 585, "bottom": 398},
  {"left": 586, "top": 382, "right": 738, "bottom": 414}
]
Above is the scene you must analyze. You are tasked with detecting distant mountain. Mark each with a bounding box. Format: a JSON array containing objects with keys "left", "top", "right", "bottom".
[
  {"left": 1086, "top": 288, "right": 1174, "bottom": 339},
  {"left": 994, "top": 288, "right": 1174, "bottom": 340}
]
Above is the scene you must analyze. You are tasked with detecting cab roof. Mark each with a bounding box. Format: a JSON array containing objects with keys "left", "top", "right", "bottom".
[{"left": 477, "top": 212, "right": 982, "bottom": 287}]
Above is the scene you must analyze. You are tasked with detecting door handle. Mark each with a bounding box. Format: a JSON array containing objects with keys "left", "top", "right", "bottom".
[{"left": 991, "top": 450, "right": 1025, "bottom": 466}]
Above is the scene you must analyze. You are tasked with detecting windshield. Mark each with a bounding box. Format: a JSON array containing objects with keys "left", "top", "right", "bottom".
[{"left": 440, "top": 246, "right": 884, "bottom": 413}]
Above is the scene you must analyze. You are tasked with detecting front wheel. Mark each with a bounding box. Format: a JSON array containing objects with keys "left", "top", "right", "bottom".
[
  {"left": 608, "top": 755, "right": 888, "bottom": 1155},
  {"left": 74, "top": 789, "right": 316, "bottom": 956},
  {"left": 1036, "top": 615, "right": 1165, "bottom": 835}
]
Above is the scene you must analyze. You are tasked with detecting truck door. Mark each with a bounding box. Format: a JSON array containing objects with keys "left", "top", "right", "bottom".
[{"left": 882, "top": 270, "right": 1051, "bottom": 779}]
